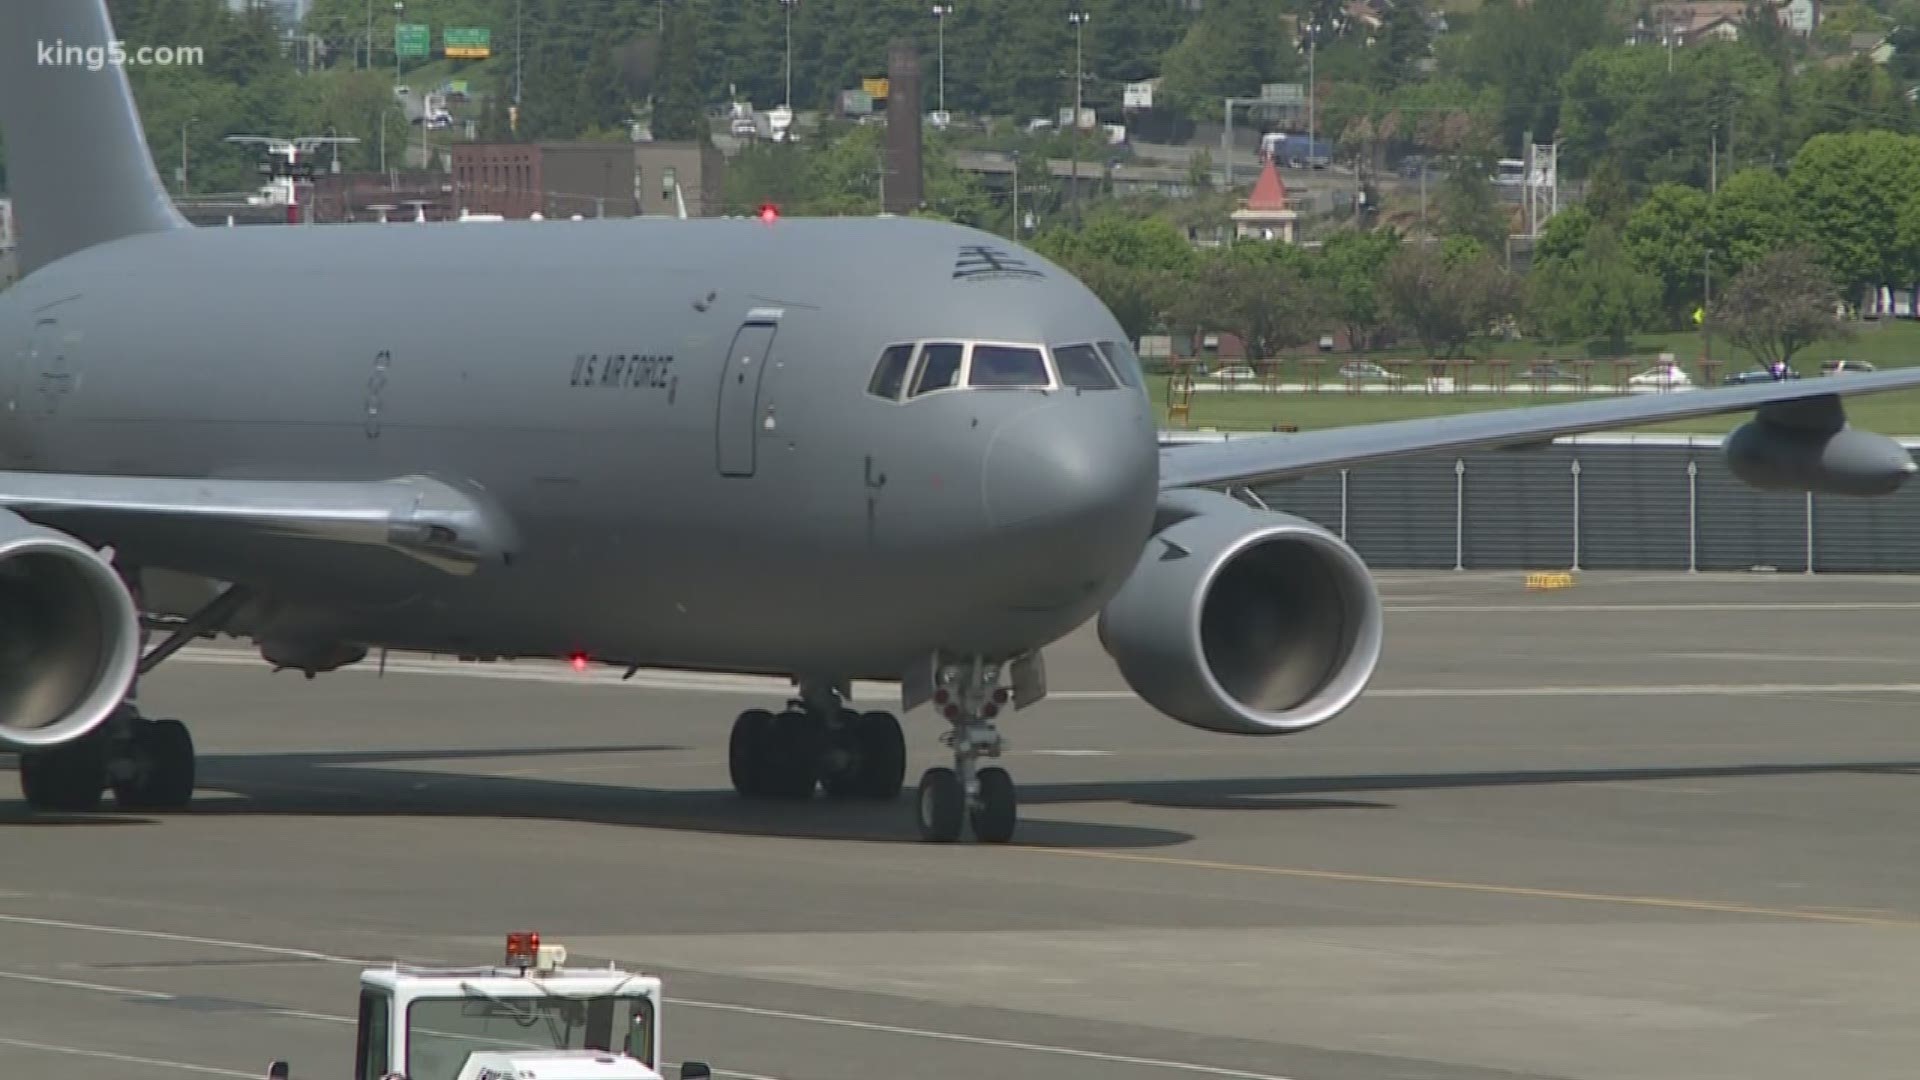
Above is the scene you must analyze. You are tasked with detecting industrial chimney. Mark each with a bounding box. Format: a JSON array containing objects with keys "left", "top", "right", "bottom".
[{"left": 884, "top": 39, "right": 923, "bottom": 214}]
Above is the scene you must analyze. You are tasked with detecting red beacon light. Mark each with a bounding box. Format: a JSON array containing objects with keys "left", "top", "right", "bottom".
[
  {"left": 569, "top": 652, "right": 589, "bottom": 672},
  {"left": 505, "top": 931, "right": 540, "bottom": 969},
  {"left": 757, "top": 203, "right": 780, "bottom": 224}
]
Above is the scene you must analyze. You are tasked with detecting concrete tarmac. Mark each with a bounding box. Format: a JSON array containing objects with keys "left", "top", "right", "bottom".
[{"left": 3, "top": 571, "right": 1920, "bottom": 1080}]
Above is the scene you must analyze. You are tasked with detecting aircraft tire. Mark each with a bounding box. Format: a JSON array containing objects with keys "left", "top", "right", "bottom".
[
  {"left": 113, "top": 719, "right": 195, "bottom": 811},
  {"left": 19, "top": 730, "right": 110, "bottom": 813},
  {"left": 970, "top": 766, "right": 1017, "bottom": 844},
  {"left": 763, "top": 710, "right": 822, "bottom": 800},
  {"left": 728, "top": 709, "right": 777, "bottom": 798},
  {"left": 916, "top": 767, "right": 964, "bottom": 843},
  {"left": 852, "top": 711, "right": 905, "bottom": 800}
]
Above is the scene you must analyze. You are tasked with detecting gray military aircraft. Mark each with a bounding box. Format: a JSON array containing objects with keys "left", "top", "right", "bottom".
[{"left": 3, "top": 0, "right": 1917, "bottom": 843}]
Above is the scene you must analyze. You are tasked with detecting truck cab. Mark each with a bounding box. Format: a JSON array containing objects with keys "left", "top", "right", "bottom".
[{"left": 275, "top": 933, "right": 709, "bottom": 1080}]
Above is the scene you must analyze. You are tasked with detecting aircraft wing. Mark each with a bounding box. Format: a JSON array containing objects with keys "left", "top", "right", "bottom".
[
  {"left": 0, "top": 471, "right": 517, "bottom": 576},
  {"left": 1159, "top": 369, "right": 1920, "bottom": 490}
]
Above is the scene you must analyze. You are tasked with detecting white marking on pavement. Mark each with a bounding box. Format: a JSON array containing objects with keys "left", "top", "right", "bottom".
[
  {"left": 1388, "top": 602, "right": 1920, "bottom": 613},
  {"left": 674, "top": 998, "right": 1301, "bottom": 1080},
  {"left": 1367, "top": 683, "right": 1920, "bottom": 698},
  {"left": 0, "top": 1035, "right": 255, "bottom": 1077},
  {"left": 0, "top": 967, "right": 176, "bottom": 999},
  {"left": 1030, "top": 749, "right": 1114, "bottom": 757},
  {"left": 0, "top": 913, "right": 361, "bottom": 963}
]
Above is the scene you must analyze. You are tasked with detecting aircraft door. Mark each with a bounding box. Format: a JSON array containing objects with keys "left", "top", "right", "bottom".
[{"left": 715, "top": 317, "right": 780, "bottom": 477}]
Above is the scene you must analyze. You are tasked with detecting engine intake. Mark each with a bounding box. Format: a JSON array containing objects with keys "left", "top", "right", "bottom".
[
  {"left": 1098, "top": 489, "right": 1384, "bottom": 736},
  {"left": 0, "top": 509, "right": 140, "bottom": 750}
]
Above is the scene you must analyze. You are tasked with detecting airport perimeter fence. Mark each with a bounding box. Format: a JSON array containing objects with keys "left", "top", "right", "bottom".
[{"left": 1166, "top": 432, "right": 1920, "bottom": 573}]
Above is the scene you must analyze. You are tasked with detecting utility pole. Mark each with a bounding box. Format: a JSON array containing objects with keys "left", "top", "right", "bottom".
[
  {"left": 1010, "top": 150, "right": 1020, "bottom": 239},
  {"left": 780, "top": 0, "right": 798, "bottom": 109},
  {"left": 515, "top": 0, "right": 523, "bottom": 108},
  {"left": 1068, "top": 9, "right": 1089, "bottom": 207},
  {"left": 1703, "top": 250, "right": 1713, "bottom": 372},
  {"left": 180, "top": 116, "right": 197, "bottom": 196},
  {"left": 365, "top": 0, "right": 372, "bottom": 69},
  {"left": 1710, "top": 126, "right": 1717, "bottom": 194},
  {"left": 931, "top": 4, "right": 951, "bottom": 120},
  {"left": 1307, "top": 24, "right": 1317, "bottom": 163}
]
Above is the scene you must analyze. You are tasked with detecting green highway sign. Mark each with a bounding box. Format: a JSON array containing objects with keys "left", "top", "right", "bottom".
[
  {"left": 396, "top": 22, "right": 430, "bottom": 59},
  {"left": 444, "top": 27, "right": 492, "bottom": 59}
]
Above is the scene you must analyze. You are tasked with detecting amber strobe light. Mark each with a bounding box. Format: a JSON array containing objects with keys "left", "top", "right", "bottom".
[{"left": 505, "top": 931, "right": 540, "bottom": 967}]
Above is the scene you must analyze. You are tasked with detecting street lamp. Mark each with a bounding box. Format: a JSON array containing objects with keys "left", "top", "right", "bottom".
[
  {"left": 778, "top": 0, "right": 798, "bottom": 109},
  {"left": 393, "top": 1, "right": 405, "bottom": 88},
  {"left": 1068, "top": 9, "right": 1089, "bottom": 206},
  {"left": 1301, "top": 20, "right": 1320, "bottom": 165},
  {"left": 931, "top": 4, "right": 952, "bottom": 122}
]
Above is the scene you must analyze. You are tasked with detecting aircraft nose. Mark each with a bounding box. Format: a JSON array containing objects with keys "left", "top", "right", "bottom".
[{"left": 982, "top": 401, "right": 1156, "bottom": 535}]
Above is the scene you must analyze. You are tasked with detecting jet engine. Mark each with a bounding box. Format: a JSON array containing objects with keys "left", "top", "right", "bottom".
[
  {"left": 1097, "top": 489, "right": 1384, "bottom": 736},
  {"left": 0, "top": 509, "right": 141, "bottom": 751},
  {"left": 1724, "top": 417, "right": 1917, "bottom": 497}
]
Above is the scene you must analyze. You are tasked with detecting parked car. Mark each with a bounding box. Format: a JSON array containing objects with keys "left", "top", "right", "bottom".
[
  {"left": 1339, "top": 360, "right": 1403, "bottom": 381},
  {"left": 1627, "top": 363, "right": 1693, "bottom": 388},
  {"left": 1210, "top": 363, "right": 1258, "bottom": 382},
  {"left": 1521, "top": 361, "right": 1573, "bottom": 382},
  {"left": 1820, "top": 359, "right": 1877, "bottom": 376},
  {"left": 1724, "top": 367, "right": 1802, "bottom": 385}
]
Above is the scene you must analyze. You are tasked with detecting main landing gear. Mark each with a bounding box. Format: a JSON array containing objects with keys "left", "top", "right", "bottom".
[
  {"left": 726, "top": 658, "right": 1026, "bottom": 845},
  {"left": 728, "top": 681, "right": 907, "bottom": 803},
  {"left": 18, "top": 582, "right": 250, "bottom": 815}
]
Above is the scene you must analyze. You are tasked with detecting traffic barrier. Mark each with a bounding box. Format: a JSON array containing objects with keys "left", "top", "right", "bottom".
[{"left": 1524, "top": 571, "right": 1575, "bottom": 590}]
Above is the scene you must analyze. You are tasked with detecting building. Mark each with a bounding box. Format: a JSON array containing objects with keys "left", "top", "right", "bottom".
[
  {"left": 0, "top": 198, "right": 14, "bottom": 254},
  {"left": 1230, "top": 155, "right": 1299, "bottom": 244},
  {"left": 306, "top": 171, "right": 455, "bottom": 223},
  {"left": 452, "top": 143, "right": 638, "bottom": 220},
  {"left": 633, "top": 142, "right": 727, "bottom": 217},
  {"left": 1777, "top": 0, "right": 1820, "bottom": 34},
  {"left": 226, "top": 0, "right": 311, "bottom": 26}
]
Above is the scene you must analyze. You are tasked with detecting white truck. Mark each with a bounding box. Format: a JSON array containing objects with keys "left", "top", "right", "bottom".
[{"left": 267, "top": 932, "right": 712, "bottom": 1080}]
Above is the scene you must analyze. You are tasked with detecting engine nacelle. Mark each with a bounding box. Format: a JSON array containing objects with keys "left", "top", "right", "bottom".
[
  {"left": 1725, "top": 418, "right": 1917, "bottom": 497},
  {"left": 0, "top": 509, "right": 141, "bottom": 750},
  {"left": 1097, "top": 489, "right": 1384, "bottom": 736}
]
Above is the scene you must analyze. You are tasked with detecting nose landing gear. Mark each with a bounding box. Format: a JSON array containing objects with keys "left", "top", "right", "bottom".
[{"left": 915, "top": 658, "right": 1017, "bottom": 844}]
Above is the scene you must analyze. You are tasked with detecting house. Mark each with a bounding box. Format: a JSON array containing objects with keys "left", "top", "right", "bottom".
[
  {"left": 1776, "top": 0, "right": 1819, "bottom": 34},
  {"left": 1848, "top": 31, "right": 1896, "bottom": 63}
]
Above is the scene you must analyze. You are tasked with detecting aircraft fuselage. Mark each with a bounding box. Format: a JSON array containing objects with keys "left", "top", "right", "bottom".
[{"left": 0, "top": 215, "right": 1160, "bottom": 681}]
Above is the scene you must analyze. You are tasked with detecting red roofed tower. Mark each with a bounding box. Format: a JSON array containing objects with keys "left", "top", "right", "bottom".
[{"left": 1231, "top": 154, "right": 1299, "bottom": 244}]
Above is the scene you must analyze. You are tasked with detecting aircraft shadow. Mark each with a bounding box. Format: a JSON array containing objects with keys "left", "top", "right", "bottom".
[
  {"left": 3, "top": 751, "right": 1914, "bottom": 846},
  {"left": 0, "top": 745, "right": 1194, "bottom": 848}
]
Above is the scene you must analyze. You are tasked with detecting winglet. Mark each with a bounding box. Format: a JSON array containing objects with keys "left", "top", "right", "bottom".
[{"left": 0, "top": 0, "right": 190, "bottom": 277}]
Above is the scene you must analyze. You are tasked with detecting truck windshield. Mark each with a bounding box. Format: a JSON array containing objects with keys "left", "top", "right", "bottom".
[{"left": 407, "top": 993, "right": 655, "bottom": 1080}]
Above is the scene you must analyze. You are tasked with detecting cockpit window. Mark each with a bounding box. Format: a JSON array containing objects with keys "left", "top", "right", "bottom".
[
  {"left": 910, "top": 342, "right": 965, "bottom": 397},
  {"left": 868, "top": 344, "right": 914, "bottom": 401},
  {"left": 968, "top": 345, "right": 1051, "bottom": 388},
  {"left": 1096, "top": 340, "right": 1143, "bottom": 389},
  {"left": 1052, "top": 344, "right": 1118, "bottom": 390}
]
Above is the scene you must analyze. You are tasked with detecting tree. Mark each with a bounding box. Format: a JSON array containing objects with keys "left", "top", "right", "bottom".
[
  {"left": 1436, "top": 168, "right": 1507, "bottom": 249},
  {"left": 1525, "top": 223, "right": 1662, "bottom": 350},
  {"left": 1166, "top": 248, "right": 1327, "bottom": 362},
  {"left": 650, "top": 5, "right": 704, "bottom": 142},
  {"left": 1708, "top": 168, "right": 1808, "bottom": 280},
  {"left": 1712, "top": 245, "right": 1847, "bottom": 371},
  {"left": 1380, "top": 243, "right": 1517, "bottom": 358},
  {"left": 1314, "top": 228, "right": 1399, "bottom": 351},
  {"left": 1623, "top": 183, "right": 1711, "bottom": 321},
  {"left": 1789, "top": 130, "right": 1920, "bottom": 299}
]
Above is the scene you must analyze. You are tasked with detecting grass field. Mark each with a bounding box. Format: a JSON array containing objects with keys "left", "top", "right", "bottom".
[{"left": 1153, "top": 321, "right": 1920, "bottom": 435}]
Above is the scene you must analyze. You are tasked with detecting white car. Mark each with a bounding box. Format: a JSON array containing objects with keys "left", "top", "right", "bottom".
[
  {"left": 1339, "top": 361, "right": 1402, "bottom": 382},
  {"left": 1627, "top": 363, "right": 1693, "bottom": 388},
  {"left": 1210, "top": 364, "right": 1258, "bottom": 382},
  {"left": 1820, "top": 359, "right": 1877, "bottom": 376}
]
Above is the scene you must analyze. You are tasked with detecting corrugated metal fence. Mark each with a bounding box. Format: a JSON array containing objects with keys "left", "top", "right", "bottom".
[{"left": 1167, "top": 433, "right": 1920, "bottom": 572}]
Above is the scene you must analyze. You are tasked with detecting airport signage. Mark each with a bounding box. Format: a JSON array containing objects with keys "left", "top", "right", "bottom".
[
  {"left": 444, "top": 27, "right": 491, "bottom": 59},
  {"left": 1261, "top": 83, "right": 1305, "bottom": 106},
  {"left": 840, "top": 89, "right": 873, "bottom": 116},
  {"left": 396, "top": 22, "right": 431, "bottom": 59},
  {"left": 861, "top": 77, "right": 890, "bottom": 100}
]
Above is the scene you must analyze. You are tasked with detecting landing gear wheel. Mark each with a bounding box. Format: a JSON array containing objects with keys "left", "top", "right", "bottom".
[
  {"left": 852, "top": 711, "right": 905, "bottom": 800},
  {"left": 729, "top": 709, "right": 776, "bottom": 799},
  {"left": 112, "top": 719, "right": 196, "bottom": 811},
  {"left": 916, "top": 767, "right": 964, "bottom": 843},
  {"left": 763, "top": 710, "right": 822, "bottom": 801},
  {"left": 970, "top": 766, "right": 1017, "bottom": 844},
  {"left": 19, "top": 731, "right": 110, "bottom": 813}
]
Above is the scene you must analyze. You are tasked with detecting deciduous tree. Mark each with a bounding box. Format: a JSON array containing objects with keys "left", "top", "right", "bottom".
[{"left": 1712, "top": 245, "right": 1848, "bottom": 371}]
